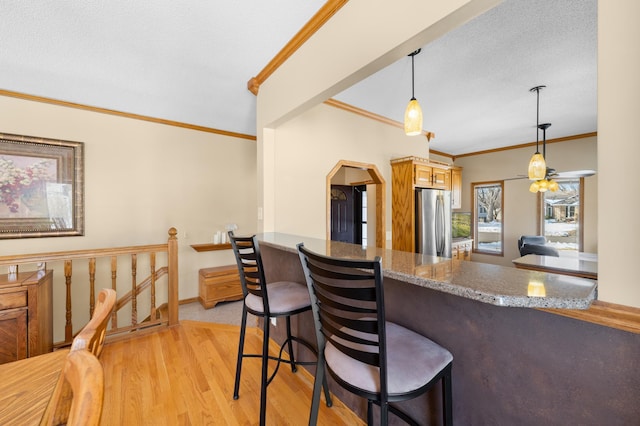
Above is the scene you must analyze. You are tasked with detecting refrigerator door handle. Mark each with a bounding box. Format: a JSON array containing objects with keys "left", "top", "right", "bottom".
[{"left": 435, "top": 194, "right": 445, "bottom": 255}]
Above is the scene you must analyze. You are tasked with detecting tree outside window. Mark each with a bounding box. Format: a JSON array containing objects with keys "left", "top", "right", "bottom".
[{"left": 473, "top": 181, "right": 503, "bottom": 255}]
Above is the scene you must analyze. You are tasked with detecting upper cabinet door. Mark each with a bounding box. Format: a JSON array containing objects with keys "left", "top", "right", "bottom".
[{"left": 451, "top": 167, "right": 462, "bottom": 209}]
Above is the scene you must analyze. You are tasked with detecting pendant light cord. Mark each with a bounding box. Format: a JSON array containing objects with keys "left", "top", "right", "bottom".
[
  {"left": 411, "top": 53, "right": 416, "bottom": 100},
  {"left": 408, "top": 48, "right": 421, "bottom": 101},
  {"left": 535, "top": 88, "right": 540, "bottom": 153}
]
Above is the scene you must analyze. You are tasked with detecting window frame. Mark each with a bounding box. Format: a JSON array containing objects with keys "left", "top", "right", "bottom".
[
  {"left": 472, "top": 180, "right": 504, "bottom": 256},
  {"left": 537, "top": 177, "right": 585, "bottom": 252}
]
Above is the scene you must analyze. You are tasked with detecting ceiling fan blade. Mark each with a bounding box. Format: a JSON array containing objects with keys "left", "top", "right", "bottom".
[
  {"left": 554, "top": 169, "right": 597, "bottom": 178},
  {"left": 504, "top": 169, "right": 596, "bottom": 181}
]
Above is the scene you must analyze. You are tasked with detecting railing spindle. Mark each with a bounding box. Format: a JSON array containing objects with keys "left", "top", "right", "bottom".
[
  {"left": 168, "top": 228, "right": 179, "bottom": 326},
  {"left": 64, "top": 260, "right": 73, "bottom": 343},
  {"left": 111, "top": 256, "right": 118, "bottom": 329},
  {"left": 89, "top": 258, "right": 96, "bottom": 317},
  {"left": 150, "top": 252, "right": 157, "bottom": 320},
  {"left": 131, "top": 254, "right": 137, "bottom": 326}
]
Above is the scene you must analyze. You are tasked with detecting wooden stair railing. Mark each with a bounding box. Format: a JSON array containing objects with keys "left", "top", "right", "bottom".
[{"left": 0, "top": 228, "right": 179, "bottom": 348}]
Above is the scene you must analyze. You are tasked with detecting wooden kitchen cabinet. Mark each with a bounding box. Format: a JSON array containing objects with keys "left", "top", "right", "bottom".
[
  {"left": 0, "top": 270, "right": 53, "bottom": 365},
  {"left": 391, "top": 156, "right": 460, "bottom": 252},
  {"left": 451, "top": 166, "right": 463, "bottom": 209},
  {"left": 452, "top": 238, "right": 473, "bottom": 261},
  {"left": 414, "top": 164, "right": 450, "bottom": 190}
]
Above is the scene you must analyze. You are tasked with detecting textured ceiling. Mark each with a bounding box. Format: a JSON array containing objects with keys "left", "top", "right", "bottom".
[
  {"left": 1, "top": 0, "right": 325, "bottom": 137},
  {"left": 1, "top": 0, "right": 597, "bottom": 156},
  {"left": 337, "top": 0, "right": 597, "bottom": 155}
]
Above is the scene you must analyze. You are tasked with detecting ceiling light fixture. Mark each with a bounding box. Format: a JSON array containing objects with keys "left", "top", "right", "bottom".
[
  {"left": 528, "top": 86, "right": 558, "bottom": 193},
  {"left": 528, "top": 85, "right": 547, "bottom": 180},
  {"left": 404, "top": 49, "right": 423, "bottom": 136}
]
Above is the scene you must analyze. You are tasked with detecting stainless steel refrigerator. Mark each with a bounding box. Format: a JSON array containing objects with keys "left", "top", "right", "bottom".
[{"left": 415, "top": 188, "right": 452, "bottom": 257}]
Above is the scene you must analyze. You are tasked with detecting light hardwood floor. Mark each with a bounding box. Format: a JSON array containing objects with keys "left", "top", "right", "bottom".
[{"left": 100, "top": 320, "right": 364, "bottom": 425}]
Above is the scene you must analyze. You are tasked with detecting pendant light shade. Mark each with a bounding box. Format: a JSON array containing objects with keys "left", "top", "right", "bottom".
[
  {"left": 404, "top": 49, "right": 423, "bottom": 136},
  {"left": 404, "top": 98, "right": 423, "bottom": 136},
  {"left": 528, "top": 152, "right": 546, "bottom": 180}
]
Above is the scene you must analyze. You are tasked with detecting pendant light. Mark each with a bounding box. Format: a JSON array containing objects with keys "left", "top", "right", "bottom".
[
  {"left": 404, "top": 49, "right": 423, "bottom": 136},
  {"left": 528, "top": 86, "right": 547, "bottom": 180},
  {"left": 528, "top": 121, "right": 559, "bottom": 193}
]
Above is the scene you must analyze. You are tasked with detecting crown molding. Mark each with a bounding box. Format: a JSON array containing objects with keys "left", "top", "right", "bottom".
[
  {"left": 0, "top": 89, "right": 256, "bottom": 141},
  {"left": 324, "top": 98, "right": 435, "bottom": 141},
  {"left": 247, "top": 0, "right": 349, "bottom": 95}
]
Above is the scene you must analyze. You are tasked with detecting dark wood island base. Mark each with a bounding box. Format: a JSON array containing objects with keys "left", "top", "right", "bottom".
[{"left": 256, "top": 234, "right": 639, "bottom": 425}]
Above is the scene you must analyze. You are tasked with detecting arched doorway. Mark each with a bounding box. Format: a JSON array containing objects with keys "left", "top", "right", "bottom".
[{"left": 326, "top": 160, "right": 386, "bottom": 248}]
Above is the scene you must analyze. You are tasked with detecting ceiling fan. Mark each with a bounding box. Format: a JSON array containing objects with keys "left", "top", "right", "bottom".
[{"left": 505, "top": 86, "right": 596, "bottom": 188}]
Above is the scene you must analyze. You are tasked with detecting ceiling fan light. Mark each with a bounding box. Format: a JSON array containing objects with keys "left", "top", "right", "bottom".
[
  {"left": 538, "top": 179, "right": 549, "bottom": 192},
  {"left": 529, "top": 181, "right": 540, "bottom": 193},
  {"left": 548, "top": 179, "right": 559, "bottom": 192},
  {"left": 404, "top": 98, "right": 423, "bottom": 136},
  {"left": 528, "top": 152, "right": 546, "bottom": 180}
]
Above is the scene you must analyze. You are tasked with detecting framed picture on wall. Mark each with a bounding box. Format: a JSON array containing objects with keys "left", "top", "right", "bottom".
[{"left": 0, "top": 132, "right": 84, "bottom": 239}]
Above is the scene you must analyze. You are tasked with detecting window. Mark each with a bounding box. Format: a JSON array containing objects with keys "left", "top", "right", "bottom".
[
  {"left": 540, "top": 178, "right": 583, "bottom": 251},
  {"left": 472, "top": 181, "right": 504, "bottom": 255}
]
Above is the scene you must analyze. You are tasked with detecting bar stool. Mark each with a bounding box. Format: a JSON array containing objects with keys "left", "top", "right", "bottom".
[
  {"left": 229, "top": 232, "right": 332, "bottom": 425},
  {"left": 298, "top": 243, "right": 453, "bottom": 426}
]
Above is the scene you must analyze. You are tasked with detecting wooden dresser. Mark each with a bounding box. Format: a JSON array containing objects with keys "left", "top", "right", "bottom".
[{"left": 0, "top": 270, "right": 53, "bottom": 365}]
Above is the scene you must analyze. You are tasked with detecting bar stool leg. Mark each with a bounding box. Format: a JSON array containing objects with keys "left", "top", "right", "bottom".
[
  {"left": 308, "top": 355, "right": 324, "bottom": 426},
  {"left": 285, "top": 316, "right": 298, "bottom": 372},
  {"left": 260, "top": 314, "right": 270, "bottom": 426},
  {"left": 233, "top": 306, "right": 248, "bottom": 399}
]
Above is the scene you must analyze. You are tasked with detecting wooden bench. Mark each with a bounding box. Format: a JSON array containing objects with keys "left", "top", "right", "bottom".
[{"left": 198, "top": 265, "right": 243, "bottom": 309}]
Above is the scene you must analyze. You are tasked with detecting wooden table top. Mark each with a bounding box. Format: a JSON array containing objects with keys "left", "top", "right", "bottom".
[{"left": 0, "top": 349, "right": 69, "bottom": 426}]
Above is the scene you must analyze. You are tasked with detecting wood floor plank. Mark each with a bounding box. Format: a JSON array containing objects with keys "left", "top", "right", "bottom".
[{"left": 99, "top": 320, "right": 364, "bottom": 425}]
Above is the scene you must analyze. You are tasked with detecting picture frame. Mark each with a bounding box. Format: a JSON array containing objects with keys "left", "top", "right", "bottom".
[{"left": 0, "top": 132, "right": 84, "bottom": 239}]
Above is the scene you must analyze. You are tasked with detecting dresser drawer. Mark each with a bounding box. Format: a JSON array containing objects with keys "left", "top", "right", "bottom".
[{"left": 0, "top": 291, "right": 27, "bottom": 311}]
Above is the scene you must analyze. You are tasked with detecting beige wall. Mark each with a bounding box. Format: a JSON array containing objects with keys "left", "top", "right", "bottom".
[
  {"left": 454, "top": 137, "right": 597, "bottom": 267},
  {"left": 0, "top": 96, "right": 257, "bottom": 307},
  {"left": 273, "top": 103, "right": 430, "bottom": 245},
  {"left": 597, "top": 0, "right": 640, "bottom": 305},
  {"left": 257, "top": 0, "right": 640, "bottom": 307}
]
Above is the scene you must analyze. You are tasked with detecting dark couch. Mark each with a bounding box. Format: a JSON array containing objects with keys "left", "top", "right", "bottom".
[{"left": 518, "top": 235, "right": 560, "bottom": 257}]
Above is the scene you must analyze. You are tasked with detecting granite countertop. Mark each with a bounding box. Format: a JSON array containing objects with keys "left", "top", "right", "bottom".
[{"left": 256, "top": 232, "right": 597, "bottom": 310}]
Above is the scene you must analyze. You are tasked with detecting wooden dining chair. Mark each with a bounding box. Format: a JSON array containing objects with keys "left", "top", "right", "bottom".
[
  {"left": 298, "top": 243, "right": 454, "bottom": 425},
  {"left": 39, "top": 350, "right": 105, "bottom": 426},
  {"left": 70, "top": 288, "right": 117, "bottom": 357}
]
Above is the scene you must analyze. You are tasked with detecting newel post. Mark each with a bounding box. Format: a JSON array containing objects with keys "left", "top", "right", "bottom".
[{"left": 167, "top": 227, "right": 179, "bottom": 326}]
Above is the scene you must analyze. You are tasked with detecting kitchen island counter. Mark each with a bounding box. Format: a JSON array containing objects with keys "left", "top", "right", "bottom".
[
  {"left": 257, "top": 232, "right": 596, "bottom": 310},
  {"left": 255, "top": 232, "right": 637, "bottom": 424}
]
